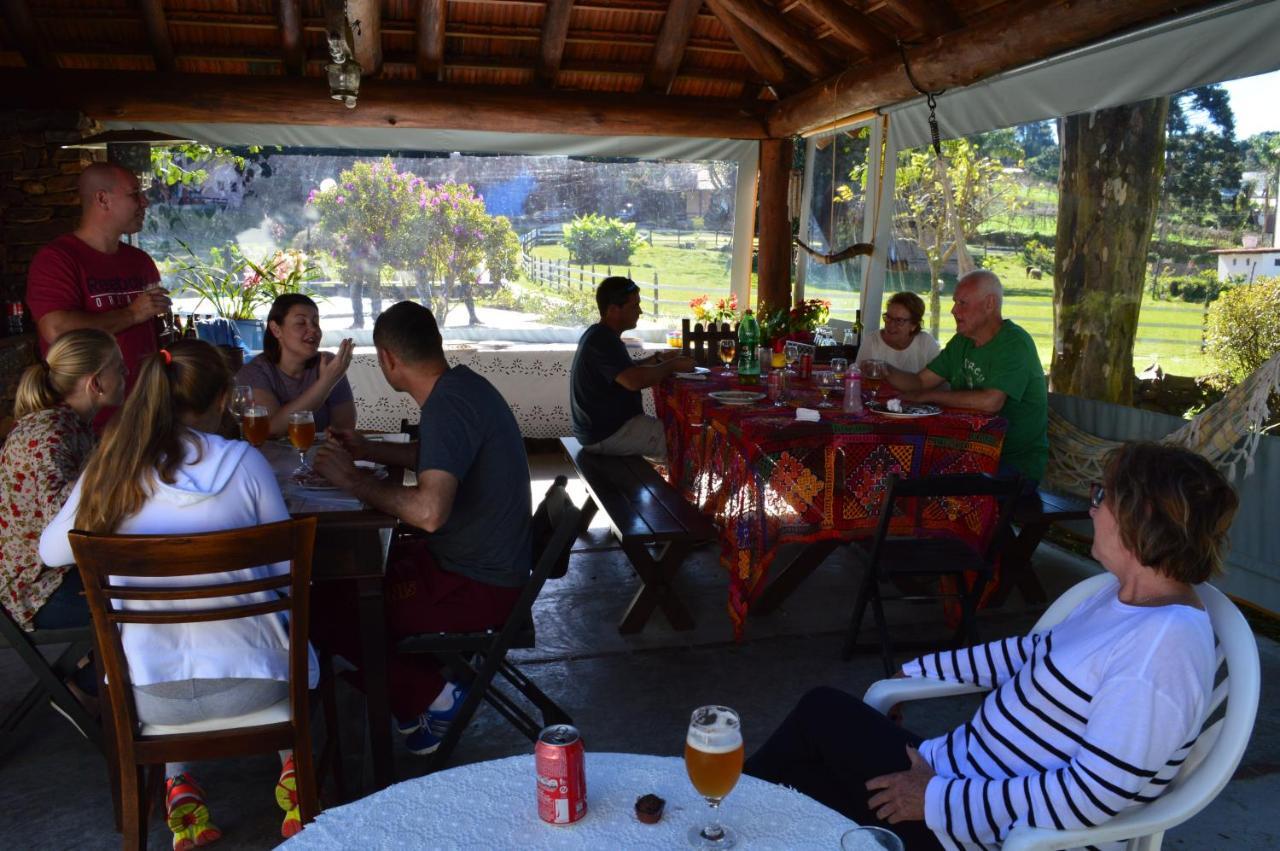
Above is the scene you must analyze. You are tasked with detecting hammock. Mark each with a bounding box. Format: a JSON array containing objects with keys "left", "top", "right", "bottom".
[{"left": 1043, "top": 351, "right": 1280, "bottom": 495}]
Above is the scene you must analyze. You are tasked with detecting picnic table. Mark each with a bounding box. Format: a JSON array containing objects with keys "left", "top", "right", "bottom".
[{"left": 655, "top": 370, "right": 1007, "bottom": 636}]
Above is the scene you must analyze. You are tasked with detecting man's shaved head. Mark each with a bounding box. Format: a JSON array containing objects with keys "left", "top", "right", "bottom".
[
  {"left": 76, "top": 161, "right": 148, "bottom": 238},
  {"left": 77, "top": 162, "right": 132, "bottom": 207}
]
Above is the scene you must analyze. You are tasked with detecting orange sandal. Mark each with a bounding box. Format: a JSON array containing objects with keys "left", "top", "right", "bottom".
[
  {"left": 164, "top": 773, "right": 222, "bottom": 850},
  {"left": 275, "top": 755, "right": 303, "bottom": 838}
]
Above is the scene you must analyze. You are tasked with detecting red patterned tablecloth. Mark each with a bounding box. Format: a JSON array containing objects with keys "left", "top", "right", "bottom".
[{"left": 655, "top": 371, "right": 1008, "bottom": 636}]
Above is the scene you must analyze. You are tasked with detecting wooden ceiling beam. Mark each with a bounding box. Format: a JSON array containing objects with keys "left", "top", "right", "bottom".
[
  {"left": 6, "top": 69, "right": 769, "bottom": 138},
  {"left": 796, "top": 0, "right": 891, "bottom": 57},
  {"left": 276, "top": 0, "right": 305, "bottom": 75},
  {"left": 416, "top": 0, "right": 446, "bottom": 80},
  {"left": 347, "top": 0, "right": 383, "bottom": 76},
  {"left": 1, "top": 0, "right": 54, "bottom": 68},
  {"left": 136, "top": 0, "right": 176, "bottom": 72},
  {"left": 711, "top": 0, "right": 834, "bottom": 80},
  {"left": 646, "top": 0, "right": 705, "bottom": 94},
  {"left": 704, "top": 0, "right": 790, "bottom": 90},
  {"left": 770, "top": 0, "right": 1221, "bottom": 137},
  {"left": 537, "top": 0, "right": 575, "bottom": 87},
  {"left": 883, "top": 0, "right": 962, "bottom": 37}
]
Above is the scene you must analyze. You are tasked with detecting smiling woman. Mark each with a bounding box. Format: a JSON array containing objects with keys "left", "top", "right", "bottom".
[{"left": 234, "top": 294, "right": 356, "bottom": 437}]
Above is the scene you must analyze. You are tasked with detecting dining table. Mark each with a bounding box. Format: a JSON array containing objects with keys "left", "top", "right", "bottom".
[
  {"left": 261, "top": 436, "right": 401, "bottom": 791},
  {"left": 655, "top": 368, "right": 1008, "bottom": 637},
  {"left": 282, "top": 751, "right": 865, "bottom": 849}
]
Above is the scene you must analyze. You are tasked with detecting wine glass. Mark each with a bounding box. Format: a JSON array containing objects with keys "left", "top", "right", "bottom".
[
  {"left": 767, "top": 372, "right": 788, "bottom": 407},
  {"left": 685, "top": 706, "right": 743, "bottom": 848},
  {"left": 717, "top": 339, "right": 736, "bottom": 376},
  {"left": 288, "top": 410, "right": 316, "bottom": 479},
  {"left": 784, "top": 342, "right": 800, "bottom": 374},
  {"left": 829, "top": 357, "right": 848, "bottom": 381},
  {"left": 815, "top": 371, "right": 837, "bottom": 408},
  {"left": 229, "top": 385, "right": 255, "bottom": 431}
]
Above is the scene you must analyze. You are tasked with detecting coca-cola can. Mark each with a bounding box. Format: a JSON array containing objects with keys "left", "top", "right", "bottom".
[{"left": 536, "top": 724, "right": 587, "bottom": 825}]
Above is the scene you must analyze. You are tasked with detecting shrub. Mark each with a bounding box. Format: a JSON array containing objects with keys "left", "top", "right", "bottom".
[
  {"left": 563, "top": 214, "right": 644, "bottom": 265},
  {"left": 1166, "top": 270, "right": 1232, "bottom": 303},
  {"left": 1019, "top": 238, "right": 1054, "bottom": 274},
  {"left": 1205, "top": 276, "right": 1280, "bottom": 383}
]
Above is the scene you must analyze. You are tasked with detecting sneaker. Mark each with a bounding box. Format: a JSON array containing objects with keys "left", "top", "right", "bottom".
[
  {"left": 424, "top": 683, "right": 470, "bottom": 738},
  {"left": 404, "top": 723, "right": 443, "bottom": 755},
  {"left": 165, "top": 773, "right": 222, "bottom": 851},
  {"left": 395, "top": 716, "right": 422, "bottom": 736},
  {"left": 275, "top": 755, "right": 302, "bottom": 839}
]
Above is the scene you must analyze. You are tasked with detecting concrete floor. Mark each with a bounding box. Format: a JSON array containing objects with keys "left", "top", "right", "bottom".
[{"left": 1, "top": 454, "right": 1277, "bottom": 849}]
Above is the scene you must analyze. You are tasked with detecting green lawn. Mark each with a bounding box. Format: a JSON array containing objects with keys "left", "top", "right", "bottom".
[{"left": 529, "top": 239, "right": 1214, "bottom": 376}]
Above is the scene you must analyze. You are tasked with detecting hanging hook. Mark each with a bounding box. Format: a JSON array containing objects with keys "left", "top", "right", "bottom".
[{"left": 897, "top": 39, "right": 945, "bottom": 157}]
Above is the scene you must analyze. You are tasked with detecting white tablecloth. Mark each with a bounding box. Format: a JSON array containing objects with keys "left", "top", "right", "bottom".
[
  {"left": 347, "top": 344, "right": 658, "bottom": 437},
  {"left": 284, "top": 752, "right": 860, "bottom": 850}
]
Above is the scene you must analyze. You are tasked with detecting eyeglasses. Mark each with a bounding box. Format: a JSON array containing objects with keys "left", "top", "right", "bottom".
[
  {"left": 1089, "top": 482, "right": 1106, "bottom": 509},
  {"left": 882, "top": 313, "right": 914, "bottom": 327}
]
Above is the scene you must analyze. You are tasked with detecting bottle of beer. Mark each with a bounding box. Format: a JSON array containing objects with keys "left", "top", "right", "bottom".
[
  {"left": 736, "top": 309, "right": 760, "bottom": 385},
  {"left": 852, "top": 309, "right": 863, "bottom": 346},
  {"left": 183, "top": 314, "right": 198, "bottom": 339}
]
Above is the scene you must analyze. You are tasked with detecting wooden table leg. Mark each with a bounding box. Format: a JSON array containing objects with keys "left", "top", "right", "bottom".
[
  {"left": 752, "top": 540, "right": 841, "bottom": 616},
  {"left": 356, "top": 575, "right": 394, "bottom": 790},
  {"left": 619, "top": 540, "right": 696, "bottom": 633}
]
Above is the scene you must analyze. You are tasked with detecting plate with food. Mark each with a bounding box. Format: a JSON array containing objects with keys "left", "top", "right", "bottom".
[
  {"left": 708, "top": 390, "right": 767, "bottom": 406},
  {"left": 868, "top": 400, "right": 943, "bottom": 419}
]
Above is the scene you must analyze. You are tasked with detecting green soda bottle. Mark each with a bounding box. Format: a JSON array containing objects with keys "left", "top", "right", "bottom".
[{"left": 737, "top": 309, "right": 760, "bottom": 385}]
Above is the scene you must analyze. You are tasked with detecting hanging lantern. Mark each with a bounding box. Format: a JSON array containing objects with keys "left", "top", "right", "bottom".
[{"left": 327, "top": 56, "right": 362, "bottom": 109}]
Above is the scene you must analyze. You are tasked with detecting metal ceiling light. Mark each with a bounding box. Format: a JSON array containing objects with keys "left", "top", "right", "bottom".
[
  {"left": 62, "top": 129, "right": 196, "bottom": 188},
  {"left": 324, "top": 0, "right": 362, "bottom": 109}
]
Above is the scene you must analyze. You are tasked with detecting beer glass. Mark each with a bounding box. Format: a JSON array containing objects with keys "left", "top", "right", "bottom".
[
  {"left": 288, "top": 410, "right": 316, "bottom": 478},
  {"left": 684, "top": 705, "right": 743, "bottom": 848},
  {"left": 241, "top": 405, "right": 269, "bottom": 448},
  {"left": 717, "top": 339, "right": 736, "bottom": 375}
]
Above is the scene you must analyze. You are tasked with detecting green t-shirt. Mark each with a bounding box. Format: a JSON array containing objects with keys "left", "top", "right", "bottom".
[{"left": 926, "top": 319, "right": 1048, "bottom": 481}]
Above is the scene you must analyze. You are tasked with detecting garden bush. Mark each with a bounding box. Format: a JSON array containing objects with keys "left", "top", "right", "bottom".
[
  {"left": 1166, "top": 270, "right": 1233, "bottom": 303},
  {"left": 1205, "top": 276, "right": 1280, "bottom": 383},
  {"left": 563, "top": 213, "right": 644, "bottom": 265},
  {"left": 1020, "top": 238, "right": 1054, "bottom": 273}
]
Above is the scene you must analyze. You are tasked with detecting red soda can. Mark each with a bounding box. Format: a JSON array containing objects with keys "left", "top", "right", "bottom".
[
  {"left": 799, "top": 353, "right": 813, "bottom": 379},
  {"left": 536, "top": 724, "right": 587, "bottom": 824}
]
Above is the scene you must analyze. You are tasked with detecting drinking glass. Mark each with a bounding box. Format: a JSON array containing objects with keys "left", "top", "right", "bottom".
[
  {"left": 862, "top": 359, "right": 887, "bottom": 399},
  {"left": 229, "top": 385, "right": 255, "bottom": 425},
  {"left": 829, "top": 358, "right": 848, "bottom": 381},
  {"left": 784, "top": 342, "right": 800, "bottom": 374},
  {"left": 288, "top": 410, "right": 316, "bottom": 478},
  {"left": 717, "top": 339, "right": 736, "bottom": 376},
  {"left": 767, "top": 372, "right": 788, "bottom": 407},
  {"left": 839, "top": 826, "right": 904, "bottom": 851},
  {"left": 685, "top": 705, "right": 743, "bottom": 848},
  {"left": 241, "top": 405, "right": 269, "bottom": 448},
  {"left": 816, "top": 371, "right": 837, "bottom": 408}
]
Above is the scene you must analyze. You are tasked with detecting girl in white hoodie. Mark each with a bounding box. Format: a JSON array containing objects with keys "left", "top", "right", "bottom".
[{"left": 40, "top": 340, "right": 315, "bottom": 849}]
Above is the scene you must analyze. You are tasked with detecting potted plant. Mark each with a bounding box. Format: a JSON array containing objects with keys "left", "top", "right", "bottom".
[{"left": 689, "top": 293, "right": 738, "bottom": 328}]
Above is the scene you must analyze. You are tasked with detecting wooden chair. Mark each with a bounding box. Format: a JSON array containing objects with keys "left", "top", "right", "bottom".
[
  {"left": 0, "top": 606, "right": 103, "bottom": 760},
  {"left": 68, "top": 518, "right": 326, "bottom": 848},
  {"left": 681, "top": 318, "right": 737, "bottom": 367},
  {"left": 842, "top": 473, "right": 1022, "bottom": 676},
  {"left": 396, "top": 480, "right": 582, "bottom": 771}
]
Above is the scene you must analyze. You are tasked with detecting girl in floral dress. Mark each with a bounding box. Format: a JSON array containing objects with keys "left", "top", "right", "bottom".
[{"left": 0, "top": 328, "right": 124, "bottom": 631}]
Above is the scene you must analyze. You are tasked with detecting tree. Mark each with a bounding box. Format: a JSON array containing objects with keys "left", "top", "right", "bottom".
[
  {"left": 309, "top": 158, "right": 418, "bottom": 327},
  {"left": 1244, "top": 132, "right": 1280, "bottom": 237},
  {"left": 1051, "top": 98, "right": 1169, "bottom": 403},
  {"left": 1162, "top": 85, "right": 1244, "bottom": 229},
  {"left": 891, "top": 139, "right": 1019, "bottom": 335}
]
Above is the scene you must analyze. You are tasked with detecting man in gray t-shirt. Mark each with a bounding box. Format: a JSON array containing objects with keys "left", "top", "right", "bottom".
[{"left": 313, "top": 301, "right": 531, "bottom": 755}]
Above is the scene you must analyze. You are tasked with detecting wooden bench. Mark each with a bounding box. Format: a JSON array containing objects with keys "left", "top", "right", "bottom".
[
  {"left": 992, "top": 487, "right": 1092, "bottom": 606},
  {"left": 560, "top": 437, "right": 718, "bottom": 633}
]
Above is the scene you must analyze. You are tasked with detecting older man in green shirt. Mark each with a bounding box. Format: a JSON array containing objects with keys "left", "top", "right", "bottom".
[{"left": 883, "top": 270, "right": 1049, "bottom": 484}]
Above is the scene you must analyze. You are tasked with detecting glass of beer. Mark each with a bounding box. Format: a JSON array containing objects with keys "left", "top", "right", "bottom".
[
  {"left": 862, "top": 359, "right": 887, "bottom": 399},
  {"left": 717, "top": 339, "right": 736, "bottom": 376},
  {"left": 242, "top": 405, "right": 269, "bottom": 448},
  {"left": 684, "top": 705, "right": 744, "bottom": 848},
  {"left": 288, "top": 410, "right": 316, "bottom": 477}
]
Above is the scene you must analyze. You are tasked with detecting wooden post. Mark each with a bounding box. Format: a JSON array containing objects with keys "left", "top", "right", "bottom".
[
  {"left": 652, "top": 274, "right": 660, "bottom": 317},
  {"left": 757, "top": 137, "right": 793, "bottom": 310}
]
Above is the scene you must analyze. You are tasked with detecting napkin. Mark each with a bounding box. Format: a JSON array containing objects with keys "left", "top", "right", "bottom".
[
  {"left": 796, "top": 407, "right": 821, "bottom": 422},
  {"left": 675, "top": 372, "right": 708, "bottom": 381}
]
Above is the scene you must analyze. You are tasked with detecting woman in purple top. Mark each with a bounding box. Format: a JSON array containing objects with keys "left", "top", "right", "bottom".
[{"left": 235, "top": 294, "right": 356, "bottom": 437}]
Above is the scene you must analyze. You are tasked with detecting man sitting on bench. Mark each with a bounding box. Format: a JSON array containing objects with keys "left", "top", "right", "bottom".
[{"left": 569, "top": 276, "right": 693, "bottom": 463}]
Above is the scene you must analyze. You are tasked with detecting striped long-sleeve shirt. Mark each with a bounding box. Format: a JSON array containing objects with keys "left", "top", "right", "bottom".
[{"left": 903, "top": 585, "right": 1215, "bottom": 850}]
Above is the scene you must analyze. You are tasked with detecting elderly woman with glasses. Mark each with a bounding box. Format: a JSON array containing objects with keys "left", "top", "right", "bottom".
[
  {"left": 855, "top": 291, "right": 941, "bottom": 374},
  {"left": 745, "top": 442, "right": 1236, "bottom": 850}
]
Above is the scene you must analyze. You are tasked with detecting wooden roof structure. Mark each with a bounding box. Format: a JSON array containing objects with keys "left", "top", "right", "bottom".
[{"left": 0, "top": 0, "right": 1229, "bottom": 140}]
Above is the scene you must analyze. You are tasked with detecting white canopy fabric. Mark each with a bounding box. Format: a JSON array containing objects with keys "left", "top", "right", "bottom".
[{"left": 887, "top": 0, "right": 1280, "bottom": 150}]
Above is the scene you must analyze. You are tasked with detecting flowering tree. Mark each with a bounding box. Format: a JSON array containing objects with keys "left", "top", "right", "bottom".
[{"left": 309, "top": 158, "right": 417, "bottom": 327}]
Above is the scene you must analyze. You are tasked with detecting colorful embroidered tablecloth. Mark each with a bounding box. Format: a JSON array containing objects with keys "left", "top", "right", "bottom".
[{"left": 655, "top": 372, "right": 1008, "bottom": 636}]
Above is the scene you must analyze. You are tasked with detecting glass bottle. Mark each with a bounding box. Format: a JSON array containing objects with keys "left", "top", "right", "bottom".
[{"left": 736, "top": 309, "right": 760, "bottom": 385}]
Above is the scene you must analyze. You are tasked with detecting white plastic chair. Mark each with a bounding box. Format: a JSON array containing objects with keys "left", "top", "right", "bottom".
[{"left": 863, "top": 573, "right": 1261, "bottom": 851}]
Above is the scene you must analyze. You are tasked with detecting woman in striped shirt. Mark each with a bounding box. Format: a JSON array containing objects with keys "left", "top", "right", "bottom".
[{"left": 745, "top": 443, "right": 1238, "bottom": 850}]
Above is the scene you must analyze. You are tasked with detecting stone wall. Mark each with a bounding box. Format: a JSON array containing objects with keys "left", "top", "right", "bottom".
[{"left": 0, "top": 109, "right": 95, "bottom": 426}]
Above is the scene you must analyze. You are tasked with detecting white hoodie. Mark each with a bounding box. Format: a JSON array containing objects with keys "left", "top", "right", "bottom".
[{"left": 40, "top": 431, "right": 319, "bottom": 689}]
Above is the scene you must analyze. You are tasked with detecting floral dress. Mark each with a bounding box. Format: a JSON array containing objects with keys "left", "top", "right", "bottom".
[{"left": 0, "top": 404, "right": 94, "bottom": 630}]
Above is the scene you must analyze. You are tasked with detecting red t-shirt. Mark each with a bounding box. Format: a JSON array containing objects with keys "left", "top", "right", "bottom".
[{"left": 25, "top": 232, "right": 161, "bottom": 377}]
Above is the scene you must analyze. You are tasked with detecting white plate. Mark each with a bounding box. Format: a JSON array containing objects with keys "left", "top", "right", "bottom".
[
  {"left": 708, "top": 390, "right": 767, "bottom": 406},
  {"left": 868, "top": 401, "right": 943, "bottom": 419}
]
